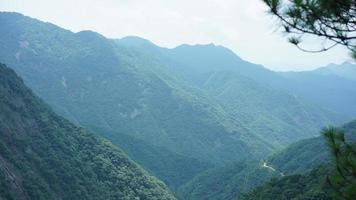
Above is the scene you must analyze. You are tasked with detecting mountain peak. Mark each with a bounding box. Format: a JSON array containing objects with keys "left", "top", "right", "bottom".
[
  {"left": 117, "top": 36, "right": 155, "bottom": 47},
  {"left": 176, "top": 42, "right": 216, "bottom": 47},
  {"left": 0, "top": 11, "right": 24, "bottom": 18},
  {"left": 173, "top": 43, "right": 226, "bottom": 51},
  {"left": 75, "top": 30, "right": 106, "bottom": 39},
  {"left": 313, "top": 61, "right": 356, "bottom": 81}
]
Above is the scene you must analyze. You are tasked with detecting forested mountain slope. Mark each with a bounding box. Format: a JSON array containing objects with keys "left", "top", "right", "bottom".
[
  {"left": 158, "top": 40, "right": 356, "bottom": 120},
  {"left": 176, "top": 136, "right": 329, "bottom": 200},
  {"left": 313, "top": 62, "right": 356, "bottom": 81},
  {"left": 0, "top": 63, "right": 175, "bottom": 200},
  {"left": 237, "top": 120, "right": 356, "bottom": 200},
  {"left": 280, "top": 66, "right": 356, "bottom": 119},
  {"left": 237, "top": 166, "right": 334, "bottom": 200},
  {"left": 0, "top": 12, "right": 348, "bottom": 191},
  {"left": 0, "top": 11, "right": 276, "bottom": 162},
  {"left": 267, "top": 120, "right": 356, "bottom": 174},
  {"left": 267, "top": 136, "right": 330, "bottom": 175},
  {"left": 117, "top": 37, "right": 342, "bottom": 147},
  {"left": 178, "top": 120, "right": 356, "bottom": 200},
  {"left": 0, "top": 12, "right": 276, "bottom": 190},
  {"left": 196, "top": 71, "right": 334, "bottom": 146},
  {"left": 177, "top": 160, "right": 279, "bottom": 200},
  {"left": 89, "top": 127, "right": 213, "bottom": 190},
  {"left": 176, "top": 135, "right": 329, "bottom": 200}
]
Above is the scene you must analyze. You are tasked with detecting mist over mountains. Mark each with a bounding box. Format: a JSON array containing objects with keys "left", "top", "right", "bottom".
[{"left": 0, "top": 11, "right": 355, "bottom": 200}]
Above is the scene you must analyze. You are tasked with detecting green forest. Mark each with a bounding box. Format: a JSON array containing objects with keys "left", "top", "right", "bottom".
[
  {"left": 0, "top": 0, "right": 355, "bottom": 199},
  {"left": 0, "top": 63, "right": 175, "bottom": 199}
]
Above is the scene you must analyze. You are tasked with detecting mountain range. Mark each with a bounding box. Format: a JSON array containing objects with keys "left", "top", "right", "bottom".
[
  {"left": 0, "top": 11, "right": 355, "bottom": 198},
  {"left": 279, "top": 62, "right": 356, "bottom": 118}
]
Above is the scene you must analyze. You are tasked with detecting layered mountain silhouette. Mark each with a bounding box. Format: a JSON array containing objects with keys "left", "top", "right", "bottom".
[
  {"left": 279, "top": 62, "right": 356, "bottom": 118},
  {"left": 0, "top": 12, "right": 354, "bottom": 192}
]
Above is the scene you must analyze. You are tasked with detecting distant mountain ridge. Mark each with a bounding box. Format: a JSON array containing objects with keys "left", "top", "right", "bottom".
[
  {"left": 280, "top": 62, "right": 356, "bottom": 118},
  {"left": 0, "top": 11, "right": 351, "bottom": 192},
  {"left": 116, "top": 36, "right": 342, "bottom": 146},
  {"left": 313, "top": 62, "right": 356, "bottom": 81},
  {"left": 118, "top": 36, "right": 356, "bottom": 120},
  {"left": 0, "top": 12, "right": 275, "bottom": 189}
]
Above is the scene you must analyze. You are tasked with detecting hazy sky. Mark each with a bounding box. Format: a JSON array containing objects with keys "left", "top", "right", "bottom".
[{"left": 0, "top": 0, "right": 352, "bottom": 71}]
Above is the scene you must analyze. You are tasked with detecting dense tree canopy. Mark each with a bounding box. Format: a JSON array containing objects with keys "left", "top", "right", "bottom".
[
  {"left": 263, "top": 0, "right": 356, "bottom": 57},
  {"left": 323, "top": 127, "right": 356, "bottom": 200},
  {"left": 0, "top": 63, "right": 175, "bottom": 200}
]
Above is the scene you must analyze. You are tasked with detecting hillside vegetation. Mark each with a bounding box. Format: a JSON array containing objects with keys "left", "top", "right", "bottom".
[
  {"left": 117, "top": 36, "right": 343, "bottom": 147},
  {"left": 0, "top": 63, "right": 175, "bottom": 200},
  {"left": 237, "top": 120, "right": 356, "bottom": 200},
  {"left": 0, "top": 12, "right": 274, "bottom": 168},
  {"left": 0, "top": 11, "right": 352, "bottom": 192},
  {"left": 177, "top": 160, "right": 279, "bottom": 200},
  {"left": 237, "top": 166, "right": 334, "bottom": 200},
  {"left": 178, "top": 120, "right": 356, "bottom": 200}
]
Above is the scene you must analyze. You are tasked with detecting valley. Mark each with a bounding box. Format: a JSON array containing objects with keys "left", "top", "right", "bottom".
[{"left": 0, "top": 10, "right": 355, "bottom": 200}]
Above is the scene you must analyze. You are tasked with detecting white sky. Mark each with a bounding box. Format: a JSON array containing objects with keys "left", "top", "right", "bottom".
[{"left": 0, "top": 0, "right": 352, "bottom": 71}]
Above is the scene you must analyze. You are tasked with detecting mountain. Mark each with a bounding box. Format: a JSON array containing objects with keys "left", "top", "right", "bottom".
[
  {"left": 194, "top": 71, "right": 335, "bottom": 146},
  {"left": 237, "top": 120, "right": 356, "bottom": 200},
  {"left": 176, "top": 160, "right": 280, "bottom": 200},
  {"left": 116, "top": 36, "right": 285, "bottom": 86},
  {"left": 313, "top": 62, "right": 356, "bottom": 81},
  {"left": 280, "top": 63, "right": 356, "bottom": 118},
  {"left": 175, "top": 135, "right": 328, "bottom": 200},
  {"left": 1, "top": 8, "right": 355, "bottom": 200},
  {"left": 0, "top": 12, "right": 348, "bottom": 191},
  {"left": 176, "top": 135, "right": 329, "bottom": 200},
  {"left": 159, "top": 40, "right": 354, "bottom": 123},
  {"left": 117, "top": 36, "right": 341, "bottom": 147},
  {"left": 0, "top": 63, "right": 175, "bottom": 200},
  {"left": 0, "top": 11, "right": 277, "bottom": 161},
  {"left": 0, "top": 12, "right": 278, "bottom": 190},
  {"left": 177, "top": 119, "right": 356, "bottom": 200},
  {"left": 236, "top": 165, "right": 334, "bottom": 200},
  {"left": 127, "top": 37, "right": 353, "bottom": 123},
  {"left": 89, "top": 127, "right": 213, "bottom": 190},
  {"left": 267, "top": 136, "right": 330, "bottom": 175}
]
